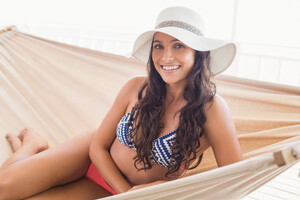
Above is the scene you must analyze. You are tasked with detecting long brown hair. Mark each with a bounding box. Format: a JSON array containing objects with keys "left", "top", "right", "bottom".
[{"left": 128, "top": 45, "right": 215, "bottom": 177}]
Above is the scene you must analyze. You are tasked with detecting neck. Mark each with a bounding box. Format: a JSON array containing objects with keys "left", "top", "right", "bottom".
[{"left": 165, "top": 82, "right": 186, "bottom": 104}]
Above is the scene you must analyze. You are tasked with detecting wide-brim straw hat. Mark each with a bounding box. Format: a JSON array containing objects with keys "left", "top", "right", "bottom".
[{"left": 131, "top": 6, "right": 237, "bottom": 75}]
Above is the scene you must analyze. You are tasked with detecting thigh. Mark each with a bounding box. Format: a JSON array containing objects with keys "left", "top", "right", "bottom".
[
  {"left": 0, "top": 131, "right": 96, "bottom": 199},
  {"left": 25, "top": 177, "right": 112, "bottom": 200}
]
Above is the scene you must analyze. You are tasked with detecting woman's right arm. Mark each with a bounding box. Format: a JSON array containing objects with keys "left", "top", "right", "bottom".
[{"left": 89, "top": 76, "right": 143, "bottom": 193}]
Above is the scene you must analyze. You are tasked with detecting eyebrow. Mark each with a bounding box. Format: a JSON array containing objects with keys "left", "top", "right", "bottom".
[{"left": 153, "top": 39, "right": 179, "bottom": 43}]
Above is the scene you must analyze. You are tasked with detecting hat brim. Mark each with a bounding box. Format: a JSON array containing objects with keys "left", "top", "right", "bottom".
[{"left": 131, "top": 27, "right": 236, "bottom": 75}]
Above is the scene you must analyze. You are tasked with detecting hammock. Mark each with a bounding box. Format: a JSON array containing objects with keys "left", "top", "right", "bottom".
[{"left": 0, "top": 29, "right": 300, "bottom": 199}]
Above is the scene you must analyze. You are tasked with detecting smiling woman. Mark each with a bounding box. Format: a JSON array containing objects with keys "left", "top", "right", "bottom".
[
  {"left": 0, "top": 27, "right": 300, "bottom": 200},
  {"left": 119, "top": 5, "right": 241, "bottom": 181},
  {"left": 0, "top": 6, "right": 242, "bottom": 200}
]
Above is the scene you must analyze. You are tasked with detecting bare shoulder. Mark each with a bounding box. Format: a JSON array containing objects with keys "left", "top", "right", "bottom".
[
  {"left": 204, "top": 94, "right": 242, "bottom": 166},
  {"left": 206, "top": 94, "right": 230, "bottom": 118},
  {"left": 115, "top": 75, "right": 147, "bottom": 107},
  {"left": 121, "top": 75, "right": 147, "bottom": 96},
  {"left": 125, "top": 75, "right": 147, "bottom": 89},
  {"left": 204, "top": 93, "right": 235, "bottom": 142}
]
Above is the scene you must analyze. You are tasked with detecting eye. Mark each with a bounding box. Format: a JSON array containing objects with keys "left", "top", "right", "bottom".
[
  {"left": 174, "top": 43, "right": 185, "bottom": 49},
  {"left": 153, "top": 44, "right": 163, "bottom": 49}
]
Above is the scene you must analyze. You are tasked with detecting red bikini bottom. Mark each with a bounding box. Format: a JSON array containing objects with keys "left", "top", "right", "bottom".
[{"left": 85, "top": 163, "right": 117, "bottom": 195}]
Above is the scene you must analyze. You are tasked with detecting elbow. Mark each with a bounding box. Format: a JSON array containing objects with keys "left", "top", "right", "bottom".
[
  {"left": 89, "top": 140, "right": 101, "bottom": 163},
  {"left": 89, "top": 140, "right": 110, "bottom": 164}
]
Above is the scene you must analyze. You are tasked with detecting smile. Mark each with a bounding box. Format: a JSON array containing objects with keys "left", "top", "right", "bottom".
[{"left": 161, "top": 65, "right": 181, "bottom": 71}]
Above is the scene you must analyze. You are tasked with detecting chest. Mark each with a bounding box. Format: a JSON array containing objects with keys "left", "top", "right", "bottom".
[{"left": 159, "top": 103, "right": 184, "bottom": 137}]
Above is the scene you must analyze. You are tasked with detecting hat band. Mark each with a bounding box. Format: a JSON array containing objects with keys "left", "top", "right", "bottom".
[{"left": 156, "top": 20, "right": 203, "bottom": 36}]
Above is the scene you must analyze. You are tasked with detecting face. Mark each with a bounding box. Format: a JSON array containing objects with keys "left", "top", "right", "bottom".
[{"left": 151, "top": 32, "right": 196, "bottom": 85}]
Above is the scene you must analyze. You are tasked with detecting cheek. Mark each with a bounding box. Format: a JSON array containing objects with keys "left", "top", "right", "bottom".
[
  {"left": 151, "top": 54, "right": 159, "bottom": 71},
  {"left": 152, "top": 51, "right": 160, "bottom": 62},
  {"left": 181, "top": 52, "right": 195, "bottom": 67},
  {"left": 152, "top": 53, "right": 161, "bottom": 68}
]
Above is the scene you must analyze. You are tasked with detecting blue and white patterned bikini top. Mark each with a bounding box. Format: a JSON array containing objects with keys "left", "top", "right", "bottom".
[{"left": 116, "top": 113, "right": 176, "bottom": 168}]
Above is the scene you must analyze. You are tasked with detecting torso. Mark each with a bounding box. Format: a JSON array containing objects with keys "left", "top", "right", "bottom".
[{"left": 109, "top": 76, "right": 210, "bottom": 186}]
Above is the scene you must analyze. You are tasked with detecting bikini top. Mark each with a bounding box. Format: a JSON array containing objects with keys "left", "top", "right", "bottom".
[{"left": 116, "top": 112, "right": 176, "bottom": 168}]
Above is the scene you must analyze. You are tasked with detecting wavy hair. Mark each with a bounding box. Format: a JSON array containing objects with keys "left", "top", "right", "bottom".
[{"left": 128, "top": 46, "right": 216, "bottom": 177}]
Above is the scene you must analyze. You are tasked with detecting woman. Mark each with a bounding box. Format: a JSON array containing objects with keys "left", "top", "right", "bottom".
[{"left": 0, "top": 6, "right": 242, "bottom": 200}]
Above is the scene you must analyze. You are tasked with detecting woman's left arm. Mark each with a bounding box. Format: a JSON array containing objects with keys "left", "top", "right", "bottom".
[{"left": 204, "top": 94, "right": 242, "bottom": 167}]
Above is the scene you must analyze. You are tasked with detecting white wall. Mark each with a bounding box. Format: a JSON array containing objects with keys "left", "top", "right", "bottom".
[{"left": 1, "top": 0, "right": 300, "bottom": 86}]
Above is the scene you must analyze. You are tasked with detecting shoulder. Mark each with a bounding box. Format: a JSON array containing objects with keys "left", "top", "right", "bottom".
[
  {"left": 204, "top": 93, "right": 235, "bottom": 140},
  {"left": 124, "top": 75, "right": 147, "bottom": 90},
  {"left": 120, "top": 75, "right": 147, "bottom": 96},
  {"left": 204, "top": 94, "right": 242, "bottom": 166},
  {"left": 115, "top": 75, "right": 147, "bottom": 104},
  {"left": 205, "top": 94, "right": 231, "bottom": 121},
  {"left": 204, "top": 93, "right": 236, "bottom": 146}
]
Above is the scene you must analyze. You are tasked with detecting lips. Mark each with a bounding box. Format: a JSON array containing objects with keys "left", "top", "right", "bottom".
[{"left": 161, "top": 65, "right": 181, "bottom": 71}]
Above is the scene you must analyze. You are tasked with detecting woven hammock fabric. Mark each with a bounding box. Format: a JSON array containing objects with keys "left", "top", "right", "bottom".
[{"left": 0, "top": 30, "right": 300, "bottom": 199}]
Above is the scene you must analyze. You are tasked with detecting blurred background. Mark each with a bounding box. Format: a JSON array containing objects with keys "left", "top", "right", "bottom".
[{"left": 1, "top": 0, "right": 300, "bottom": 86}]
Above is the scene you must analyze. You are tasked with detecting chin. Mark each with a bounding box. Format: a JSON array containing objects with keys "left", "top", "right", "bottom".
[{"left": 162, "top": 77, "right": 186, "bottom": 85}]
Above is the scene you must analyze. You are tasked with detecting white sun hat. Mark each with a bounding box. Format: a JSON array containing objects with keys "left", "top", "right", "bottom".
[{"left": 131, "top": 6, "right": 237, "bottom": 75}]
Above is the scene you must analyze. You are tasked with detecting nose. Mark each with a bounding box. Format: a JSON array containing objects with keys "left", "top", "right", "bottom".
[{"left": 161, "top": 47, "right": 174, "bottom": 61}]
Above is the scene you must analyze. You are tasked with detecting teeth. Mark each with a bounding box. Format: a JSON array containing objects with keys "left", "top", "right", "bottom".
[{"left": 162, "top": 65, "right": 180, "bottom": 71}]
